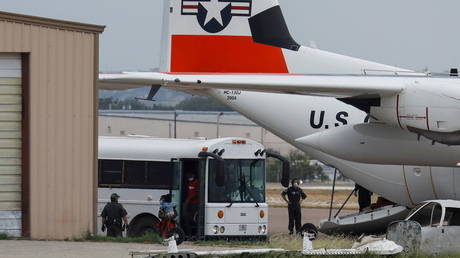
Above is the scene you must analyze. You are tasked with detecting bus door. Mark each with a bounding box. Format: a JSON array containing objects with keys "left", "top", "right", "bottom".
[
  {"left": 198, "top": 151, "right": 225, "bottom": 239},
  {"left": 197, "top": 158, "right": 207, "bottom": 239},
  {"left": 177, "top": 159, "right": 202, "bottom": 237},
  {"left": 171, "top": 159, "right": 182, "bottom": 217}
]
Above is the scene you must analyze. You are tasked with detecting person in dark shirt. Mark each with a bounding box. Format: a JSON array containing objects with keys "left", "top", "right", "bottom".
[
  {"left": 281, "top": 178, "right": 307, "bottom": 235},
  {"left": 354, "top": 184, "right": 373, "bottom": 212},
  {"left": 101, "top": 193, "right": 128, "bottom": 237}
]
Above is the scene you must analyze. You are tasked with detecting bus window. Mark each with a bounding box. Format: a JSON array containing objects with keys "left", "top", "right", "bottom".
[
  {"left": 99, "top": 160, "right": 123, "bottom": 185},
  {"left": 146, "top": 161, "right": 174, "bottom": 189},
  {"left": 124, "top": 161, "right": 146, "bottom": 186},
  {"left": 208, "top": 160, "right": 265, "bottom": 203}
]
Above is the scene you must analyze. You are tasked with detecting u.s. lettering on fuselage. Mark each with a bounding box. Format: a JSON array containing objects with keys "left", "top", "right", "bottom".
[
  {"left": 222, "top": 91, "right": 368, "bottom": 129},
  {"left": 309, "top": 111, "right": 370, "bottom": 130},
  {"left": 309, "top": 110, "right": 348, "bottom": 130}
]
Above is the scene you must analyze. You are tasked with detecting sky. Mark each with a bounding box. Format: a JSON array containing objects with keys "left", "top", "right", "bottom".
[{"left": 1, "top": 0, "right": 460, "bottom": 72}]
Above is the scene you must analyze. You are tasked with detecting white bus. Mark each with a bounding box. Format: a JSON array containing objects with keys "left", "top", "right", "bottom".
[{"left": 97, "top": 136, "right": 289, "bottom": 240}]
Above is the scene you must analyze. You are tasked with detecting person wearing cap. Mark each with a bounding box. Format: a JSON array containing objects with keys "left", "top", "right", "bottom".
[
  {"left": 281, "top": 178, "right": 307, "bottom": 235},
  {"left": 101, "top": 193, "right": 129, "bottom": 237}
]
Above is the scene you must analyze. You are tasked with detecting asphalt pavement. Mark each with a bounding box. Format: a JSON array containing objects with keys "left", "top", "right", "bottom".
[{"left": 0, "top": 207, "right": 357, "bottom": 258}]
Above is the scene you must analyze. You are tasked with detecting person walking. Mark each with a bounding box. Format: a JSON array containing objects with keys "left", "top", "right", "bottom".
[
  {"left": 101, "top": 193, "right": 129, "bottom": 237},
  {"left": 281, "top": 178, "right": 307, "bottom": 235}
]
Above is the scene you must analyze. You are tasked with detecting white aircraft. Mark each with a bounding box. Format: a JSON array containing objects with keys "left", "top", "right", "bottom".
[{"left": 99, "top": 0, "right": 460, "bottom": 207}]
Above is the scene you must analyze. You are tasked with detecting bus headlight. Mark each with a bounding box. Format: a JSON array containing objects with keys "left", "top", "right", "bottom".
[
  {"left": 220, "top": 226, "right": 225, "bottom": 233},
  {"left": 262, "top": 225, "right": 267, "bottom": 234},
  {"left": 213, "top": 225, "right": 219, "bottom": 234},
  {"left": 217, "top": 210, "right": 224, "bottom": 219},
  {"left": 258, "top": 226, "right": 262, "bottom": 233}
]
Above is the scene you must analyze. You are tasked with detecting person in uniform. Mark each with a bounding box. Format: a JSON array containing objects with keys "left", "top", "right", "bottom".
[
  {"left": 101, "top": 193, "right": 129, "bottom": 237},
  {"left": 281, "top": 178, "right": 307, "bottom": 235},
  {"left": 183, "top": 170, "right": 199, "bottom": 237},
  {"left": 355, "top": 184, "right": 373, "bottom": 212}
]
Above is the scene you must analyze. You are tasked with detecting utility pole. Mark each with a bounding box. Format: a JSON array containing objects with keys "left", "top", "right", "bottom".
[
  {"left": 260, "top": 127, "right": 264, "bottom": 144},
  {"left": 174, "top": 111, "right": 179, "bottom": 138},
  {"left": 216, "top": 112, "right": 224, "bottom": 138}
]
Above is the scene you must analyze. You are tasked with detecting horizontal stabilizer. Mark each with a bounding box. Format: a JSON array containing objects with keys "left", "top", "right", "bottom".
[{"left": 99, "top": 72, "right": 404, "bottom": 98}]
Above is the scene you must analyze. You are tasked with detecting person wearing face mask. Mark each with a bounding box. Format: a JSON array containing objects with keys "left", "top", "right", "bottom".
[
  {"left": 183, "top": 170, "right": 199, "bottom": 238},
  {"left": 281, "top": 178, "right": 307, "bottom": 235}
]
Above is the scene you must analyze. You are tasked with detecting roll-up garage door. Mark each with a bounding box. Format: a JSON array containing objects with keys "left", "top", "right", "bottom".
[{"left": 0, "top": 54, "right": 21, "bottom": 237}]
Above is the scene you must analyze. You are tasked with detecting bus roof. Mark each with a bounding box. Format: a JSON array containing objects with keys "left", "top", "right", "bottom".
[{"left": 99, "top": 136, "right": 266, "bottom": 161}]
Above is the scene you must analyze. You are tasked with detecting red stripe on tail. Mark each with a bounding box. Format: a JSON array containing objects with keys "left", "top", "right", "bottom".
[
  {"left": 182, "top": 5, "right": 199, "bottom": 9},
  {"left": 231, "top": 6, "right": 250, "bottom": 10},
  {"left": 171, "top": 35, "right": 288, "bottom": 73}
]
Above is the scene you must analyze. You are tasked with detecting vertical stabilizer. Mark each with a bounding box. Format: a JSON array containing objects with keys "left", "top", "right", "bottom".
[{"left": 160, "top": 0, "right": 407, "bottom": 74}]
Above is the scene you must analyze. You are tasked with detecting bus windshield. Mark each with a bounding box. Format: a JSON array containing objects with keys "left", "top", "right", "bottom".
[{"left": 208, "top": 159, "right": 265, "bottom": 203}]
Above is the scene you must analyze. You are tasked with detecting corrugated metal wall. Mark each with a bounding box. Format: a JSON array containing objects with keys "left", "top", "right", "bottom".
[
  {"left": 0, "top": 16, "right": 102, "bottom": 239},
  {"left": 0, "top": 54, "right": 22, "bottom": 237}
]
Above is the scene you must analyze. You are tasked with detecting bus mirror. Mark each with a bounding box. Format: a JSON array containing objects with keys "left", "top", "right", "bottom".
[
  {"left": 266, "top": 151, "right": 290, "bottom": 188},
  {"left": 198, "top": 151, "right": 225, "bottom": 187}
]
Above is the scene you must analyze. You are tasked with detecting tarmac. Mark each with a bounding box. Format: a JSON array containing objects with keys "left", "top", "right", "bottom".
[
  {"left": 269, "top": 207, "right": 354, "bottom": 234},
  {"left": 0, "top": 207, "right": 356, "bottom": 258}
]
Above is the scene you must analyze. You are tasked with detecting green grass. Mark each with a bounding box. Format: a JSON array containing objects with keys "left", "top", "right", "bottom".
[
  {"left": 73, "top": 233, "right": 162, "bottom": 244},
  {"left": 199, "top": 251, "right": 421, "bottom": 258},
  {"left": 194, "top": 234, "right": 460, "bottom": 257},
  {"left": 0, "top": 233, "right": 28, "bottom": 241},
  {"left": 192, "top": 234, "right": 356, "bottom": 251}
]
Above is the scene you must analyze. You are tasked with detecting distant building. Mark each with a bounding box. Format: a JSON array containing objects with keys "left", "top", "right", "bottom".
[{"left": 99, "top": 110, "right": 298, "bottom": 155}]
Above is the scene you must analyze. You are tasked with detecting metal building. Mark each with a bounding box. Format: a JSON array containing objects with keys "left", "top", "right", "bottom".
[
  {"left": 99, "top": 110, "right": 298, "bottom": 155},
  {"left": 0, "top": 11, "right": 104, "bottom": 239}
]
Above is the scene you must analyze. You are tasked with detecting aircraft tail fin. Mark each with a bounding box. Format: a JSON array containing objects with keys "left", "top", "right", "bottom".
[{"left": 160, "top": 0, "right": 406, "bottom": 74}]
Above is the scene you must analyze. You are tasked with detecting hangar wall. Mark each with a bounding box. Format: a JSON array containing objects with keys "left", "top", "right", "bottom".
[{"left": 0, "top": 11, "right": 104, "bottom": 239}]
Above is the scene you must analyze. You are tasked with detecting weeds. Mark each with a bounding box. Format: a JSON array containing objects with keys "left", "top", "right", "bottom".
[
  {"left": 73, "top": 232, "right": 162, "bottom": 244},
  {"left": 0, "top": 233, "right": 28, "bottom": 240},
  {"left": 193, "top": 233, "right": 356, "bottom": 251}
]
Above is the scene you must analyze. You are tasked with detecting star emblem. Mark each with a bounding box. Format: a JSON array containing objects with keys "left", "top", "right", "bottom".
[
  {"left": 180, "top": 0, "right": 252, "bottom": 34},
  {"left": 200, "top": 0, "right": 230, "bottom": 26}
]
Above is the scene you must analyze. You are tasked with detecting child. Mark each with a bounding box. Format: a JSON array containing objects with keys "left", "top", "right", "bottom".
[
  {"left": 159, "top": 194, "right": 175, "bottom": 220},
  {"left": 158, "top": 194, "right": 176, "bottom": 238}
]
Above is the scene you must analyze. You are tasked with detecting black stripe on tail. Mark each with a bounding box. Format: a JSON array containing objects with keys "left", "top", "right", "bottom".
[{"left": 249, "top": 6, "right": 300, "bottom": 51}]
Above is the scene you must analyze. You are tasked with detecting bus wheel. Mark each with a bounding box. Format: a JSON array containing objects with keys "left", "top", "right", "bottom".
[
  {"left": 130, "top": 216, "right": 160, "bottom": 238},
  {"left": 168, "top": 227, "right": 185, "bottom": 245}
]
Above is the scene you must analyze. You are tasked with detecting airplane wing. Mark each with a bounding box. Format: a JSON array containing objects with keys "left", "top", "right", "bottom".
[{"left": 99, "top": 72, "right": 404, "bottom": 98}]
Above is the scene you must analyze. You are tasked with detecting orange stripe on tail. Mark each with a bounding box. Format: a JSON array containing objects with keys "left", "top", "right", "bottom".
[{"left": 171, "top": 35, "right": 289, "bottom": 73}]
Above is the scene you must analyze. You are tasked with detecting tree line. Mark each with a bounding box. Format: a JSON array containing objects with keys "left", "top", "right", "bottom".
[
  {"left": 99, "top": 96, "right": 233, "bottom": 111},
  {"left": 266, "top": 149, "right": 330, "bottom": 183}
]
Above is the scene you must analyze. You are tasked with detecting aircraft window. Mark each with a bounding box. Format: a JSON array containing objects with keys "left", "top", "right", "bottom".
[
  {"left": 443, "top": 208, "right": 460, "bottom": 226},
  {"left": 99, "top": 160, "right": 123, "bottom": 185},
  {"left": 408, "top": 203, "right": 436, "bottom": 227},
  {"left": 430, "top": 204, "right": 442, "bottom": 227}
]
